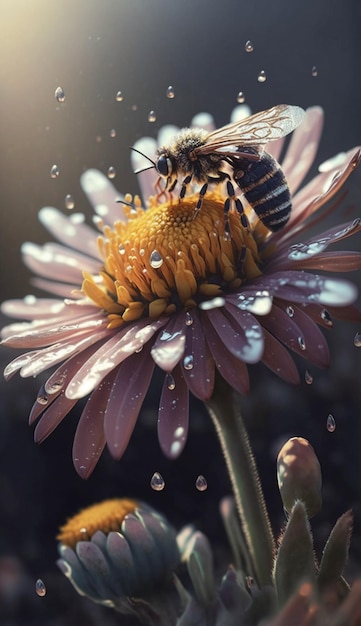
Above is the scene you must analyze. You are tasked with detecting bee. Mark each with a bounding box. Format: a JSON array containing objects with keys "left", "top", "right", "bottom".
[{"left": 151, "top": 104, "right": 305, "bottom": 232}]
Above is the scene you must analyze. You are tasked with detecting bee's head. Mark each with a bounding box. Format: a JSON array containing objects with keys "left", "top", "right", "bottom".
[{"left": 156, "top": 153, "right": 174, "bottom": 179}]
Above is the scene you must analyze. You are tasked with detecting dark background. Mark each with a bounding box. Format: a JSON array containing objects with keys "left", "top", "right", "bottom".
[{"left": 0, "top": 0, "right": 361, "bottom": 623}]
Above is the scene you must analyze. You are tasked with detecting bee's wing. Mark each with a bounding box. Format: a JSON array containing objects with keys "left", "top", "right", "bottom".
[{"left": 196, "top": 104, "right": 305, "bottom": 155}]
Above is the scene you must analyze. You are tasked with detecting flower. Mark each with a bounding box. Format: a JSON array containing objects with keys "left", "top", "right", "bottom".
[
  {"left": 2, "top": 106, "right": 361, "bottom": 477},
  {"left": 57, "top": 498, "right": 180, "bottom": 622}
]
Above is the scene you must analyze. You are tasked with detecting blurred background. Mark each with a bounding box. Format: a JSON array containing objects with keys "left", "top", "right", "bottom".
[{"left": 0, "top": 0, "right": 361, "bottom": 623}]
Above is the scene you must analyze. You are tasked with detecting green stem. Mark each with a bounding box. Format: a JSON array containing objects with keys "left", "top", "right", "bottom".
[{"left": 205, "top": 373, "right": 275, "bottom": 587}]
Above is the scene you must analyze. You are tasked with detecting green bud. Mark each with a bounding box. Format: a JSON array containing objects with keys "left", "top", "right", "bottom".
[{"left": 277, "top": 437, "right": 322, "bottom": 518}]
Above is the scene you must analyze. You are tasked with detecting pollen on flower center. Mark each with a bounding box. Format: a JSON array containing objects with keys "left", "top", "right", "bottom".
[
  {"left": 57, "top": 498, "right": 138, "bottom": 548},
  {"left": 82, "top": 191, "right": 263, "bottom": 328}
]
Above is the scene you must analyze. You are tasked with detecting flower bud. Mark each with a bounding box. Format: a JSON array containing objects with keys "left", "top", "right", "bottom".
[{"left": 277, "top": 437, "right": 322, "bottom": 518}]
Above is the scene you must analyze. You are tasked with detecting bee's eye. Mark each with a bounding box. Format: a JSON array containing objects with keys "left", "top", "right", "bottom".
[{"left": 156, "top": 155, "right": 172, "bottom": 177}]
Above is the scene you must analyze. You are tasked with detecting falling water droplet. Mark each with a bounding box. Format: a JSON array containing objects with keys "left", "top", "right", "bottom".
[
  {"left": 311, "top": 65, "right": 318, "bottom": 77},
  {"left": 54, "top": 86, "right": 65, "bottom": 103},
  {"left": 110, "top": 128, "right": 117, "bottom": 138},
  {"left": 37, "top": 395, "right": 48, "bottom": 406},
  {"left": 305, "top": 369, "right": 313, "bottom": 385},
  {"left": 245, "top": 40, "right": 254, "bottom": 52},
  {"left": 354, "top": 331, "right": 361, "bottom": 347},
  {"left": 286, "top": 305, "right": 294, "bottom": 318},
  {"left": 183, "top": 354, "right": 194, "bottom": 370},
  {"left": 65, "top": 194, "right": 74, "bottom": 210},
  {"left": 50, "top": 164, "right": 59, "bottom": 179},
  {"left": 195, "top": 475, "right": 207, "bottom": 491},
  {"left": 35, "top": 579, "right": 46, "bottom": 597},
  {"left": 327, "top": 414, "right": 336, "bottom": 432},
  {"left": 237, "top": 91, "right": 245, "bottom": 103},
  {"left": 166, "top": 373, "right": 176, "bottom": 390},
  {"left": 257, "top": 70, "right": 267, "bottom": 83},
  {"left": 298, "top": 336, "right": 306, "bottom": 351},
  {"left": 115, "top": 90, "right": 124, "bottom": 102},
  {"left": 149, "top": 250, "right": 163, "bottom": 268},
  {"left": 150, "top": 472, "right": 165, "bottom": 491},
  {"left": 107, "top": 166, "right": 116, "bottom": 179},
  {"left": 166, "top": 85, "right": 175, "bottom": 99},
  {"left": 185, "top": 311, "right": 193, "bottom": 326},
  {"left": 148, "top": 110, "right": 156, "bottom": 123}
]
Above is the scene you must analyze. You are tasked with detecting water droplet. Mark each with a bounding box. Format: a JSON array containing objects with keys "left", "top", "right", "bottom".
[
  {"left": 50, "top": 164, "right": 59, "bottom": 179},
  {"left": 305, "top": 369, "right": 313, "bottom": 385},
  {"left": 185, "top": 311, "right": 193, "bottom": 326},
  {"left": 311, "top": 65, "right": 318, "bottom": 77},
  {"left": 150, "top": 472, "right": 165, "bottom": 491},
  {"left": 131, "top": 104, "right": 138, "bottom": 111},
  {"left": 237, "top": 91, "right": 245, "bottom": 103},
  {"left": 166, "top": 85, "right": 175, "bottom": 99},
  {"left": 110, "top": 128, "right": 117, "bottom": 138},
  {"left": 286, "top": 305, "right": 294, "bottom": 318},
  {"left": 298, "top": 336, "right": 306, "bottom": 351},
  {"left": 245, "top": 40, "right": 254, "bottom": 52},
  {"left": 65, "top": 194, "right": 74, "bottom": 210},
  {"left": 183, "top": 354, "right": 194, "bottom": 370},
  {"left": 37, "top": 395, "right": 48, "bottom": 405},
  {"left": 107, "top": 166, "right": 116, "bottom": 179},
  {"left": 148, "top": 110, "right": 156, "bottom": 123},
  {"left": 257, "top": 70, "right": 267, "bottom": 83},
  {"left": 354, "top": 331, "right": 361, "bottom": 347},
  {"left": 327, "top": 414, "right": 336, "bottom": 432},
  {"left": 118, "top": 243, "right": 125, "bottom": 255},
  {"left": 321, "top": 309, "right": 333, "bottom": 326},
  {"left": 166, "top": 373, "right": 176, "bottom": 390},
  {"left": 149, "top": 250, "right": 163, "bottom": 268},
  {"left": 54, "top": 86, "right": 65, "bottom": 103},
  {"left": 195, "top": 475, "right": 207, "bottom": 491},
  {"left": 35, "top": 578, "right": 46, "bottom": 597},
  {"left": 115, "top": 90, "right": 124, "bottom": 102}
]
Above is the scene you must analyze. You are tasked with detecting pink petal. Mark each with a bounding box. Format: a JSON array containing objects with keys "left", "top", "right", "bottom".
[
  {"left": 33, "top": 392, "right": 78, "bottom": 443},
  {"left": 205, "top": 307, "right": 263, "bottom": 363},
  {"left": 80, "top": 169, "right": 127, "bottom": 227},
  {"left": 38, "top": 207, "right": 99, "bottom": 258},
  {"left": 181, "top": 312, "right": 215, "bottom": 401},
  {"left": 158, "top": 364, "right": 189, "bottom": 459},
  {"left": 150, "top": 313, "right": 186, "bottom": 372},
  {"left": 103, "top": 345, "right": 155, "bottom": 460},
  {"left": 262, "top": 328, "right": 300, "bottom": 384}
]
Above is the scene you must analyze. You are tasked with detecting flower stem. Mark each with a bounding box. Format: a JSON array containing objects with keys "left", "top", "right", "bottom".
[{"left": 205, "top": 373, "right": 275, "bottom": 587}]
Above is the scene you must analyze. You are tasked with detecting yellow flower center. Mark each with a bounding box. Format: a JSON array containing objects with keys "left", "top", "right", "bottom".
[
  {"left": 82, "top": 191, "right": 264, "bottom": 328},
  {"left": 57, "top": 498, "right": 138, "bottom": 548}
]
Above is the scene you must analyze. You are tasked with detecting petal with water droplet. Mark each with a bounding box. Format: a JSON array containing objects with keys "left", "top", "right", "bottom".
[
  {"left": 151, "top": 317, "right": 186, "bottom": 372},
  {"left": 158, "top": 366, "right": 189, "bottom": 459},
  {"left": 181, "top": 313, "right": 214, "bottom": 400}
]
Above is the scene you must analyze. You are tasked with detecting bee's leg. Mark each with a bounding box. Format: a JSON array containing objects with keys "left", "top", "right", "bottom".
[
  {"left": 226, "top": 180, "right": 249, "bottom": 230},
  {"left": 193, "top": 182, "right": 208, "bottom": 217},
  {"left": 179, "top": 174, "right": 193, "bottom": 199}
]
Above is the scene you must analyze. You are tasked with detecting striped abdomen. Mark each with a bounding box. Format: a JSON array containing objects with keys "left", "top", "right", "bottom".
[{"left": 234, "top": 152, "right": 291, "bottom": 232}]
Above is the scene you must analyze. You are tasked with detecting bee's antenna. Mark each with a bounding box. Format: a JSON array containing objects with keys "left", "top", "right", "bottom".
[{"left": 130, "top": 146, "right": 156, "bottom": 174}]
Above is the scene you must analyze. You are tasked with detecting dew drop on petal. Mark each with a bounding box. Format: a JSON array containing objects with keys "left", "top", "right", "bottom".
[
  {"left": 354, "top": 332, "right": 361, "bottom": 347},
  {"left": 185, "top": 311, "right": 193, "bottom": 326},
  {"left": 305, "top": 369, "right": 313, "bottom": 385},
  {"left": 166, "top": 85, "right": 175, "bottom": 98},
  {"left": 311, "top": 65, "right": 318, "bottom": 77},
  {"left": 116, "top": 90, "right": 124, "bottom": 102},
  {"left": 237, "top": 91, "right": 245, "bottom": 103},
  {"left": 257, "top": 70, "right": 267, "bottom": 83},
  {"left": 298, "top": 336, "right": 306, "bottom": 350},
  {"left": 107, "top": 166, "right": 116, "bottom": 179},
  {"left": 195, "top": 475, "right": 207, "bottom": 491},
  {"left": 65, "top": 194, "right": 74, "bottom": 210},
  {"left": 47, "top": 380, "right": 64, "bottom": 394},
  {"left": 286, "top": 305, "right": 294, "bottom": 318},
  {"left": 110, "top": 128, "right": 117, "bottom": 138},
  {"left": 321, "top": 309, "right": 333, "bottom": 327},
  {"left": 150, "top": 250, "right": 163, "bottom": 268},
  {"left": 35, "top": 579, "right": 46, "bottom": 597},
  {"left": 245, "top": 40, "right": 254, "bottom": 52},
  {"left": 327, "top": 414, "right": 336, "bottom": 432},
  {"left": 150, "top": 472, "right": 165, "bottom": 491},
  {"left": 148, "top": 110, "right": 157, "bottom": 122},
  {"left": 50, "top": 164, "right": 59, "bottom": 179},
  {"left": 37, "top": 395, "right": 48, "bottom": 406},
  {"left": 183, "top": 354, "right": 194, "bottom": 370},
  {"left": 54, "top": 86, "right": 65, "bottom": 103},
  {"left": 166, "top": 373, "right": 176, "bottom": 390}
]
